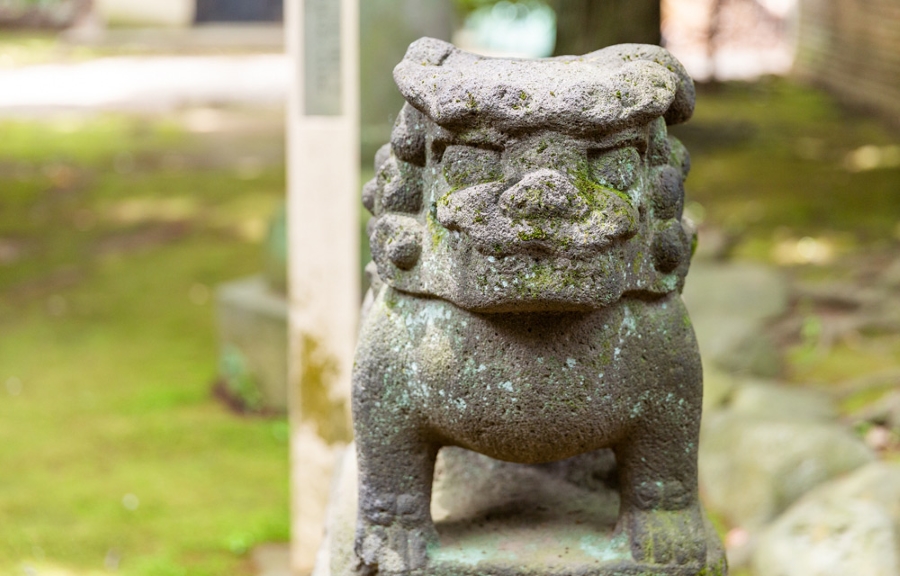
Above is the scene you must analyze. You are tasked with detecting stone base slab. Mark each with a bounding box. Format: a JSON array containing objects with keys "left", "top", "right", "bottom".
[{"left": 313, "top": 445, "right": 727, "bottom": 576}]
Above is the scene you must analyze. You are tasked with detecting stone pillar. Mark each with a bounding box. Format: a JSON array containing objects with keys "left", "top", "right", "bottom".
[{"left": 285, "top": 0, "right": 359, "bottom": 573}]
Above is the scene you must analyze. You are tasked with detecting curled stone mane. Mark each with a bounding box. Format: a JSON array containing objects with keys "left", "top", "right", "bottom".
[{"left": 363, "top": 38, "right": 697, "bottom": 313}]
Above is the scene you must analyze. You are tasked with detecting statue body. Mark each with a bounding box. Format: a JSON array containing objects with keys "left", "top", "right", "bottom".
[{"left": 351, "top": 38, "right": 720, "bottom": 575}]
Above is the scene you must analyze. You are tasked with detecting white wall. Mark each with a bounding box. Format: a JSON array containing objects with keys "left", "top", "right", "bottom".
[{"left": 94, "top": 0, "right": 195, "bottom": 27}]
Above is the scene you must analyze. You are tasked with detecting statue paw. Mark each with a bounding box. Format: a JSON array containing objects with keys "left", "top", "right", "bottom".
[
  {"left": 625, "top": 507, "right": 707, "bottom": 566},
  {"left": 355, "top": 522, "right": 437, "bottom": 574}
]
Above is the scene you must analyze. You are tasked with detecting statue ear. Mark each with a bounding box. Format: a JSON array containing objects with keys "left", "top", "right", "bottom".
[
  {"left": 391, "top": 103, "right": 428, "bottom": 167},
  {"left": 584, "top": 44, "right": 696, "bottom": 126},
  {"left": 397, "top": 36, "right": 455, "bottom": 68}
]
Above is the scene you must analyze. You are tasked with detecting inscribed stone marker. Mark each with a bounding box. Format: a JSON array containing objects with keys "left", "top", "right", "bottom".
[
  {"left": 286, "top": 0, "right": 359, "bottom": 572},
  {"left": 303, "top": 0, "right": 342, "bottom": 116}
]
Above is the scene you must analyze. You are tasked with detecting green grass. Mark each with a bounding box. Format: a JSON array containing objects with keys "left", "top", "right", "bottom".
[{"left": 0, "top": 114, "right": 289, "bottom": 575}]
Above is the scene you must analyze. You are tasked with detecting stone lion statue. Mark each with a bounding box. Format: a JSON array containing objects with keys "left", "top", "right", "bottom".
[{"left": 352, "top": 38, "right": 716, "bottom": 575}]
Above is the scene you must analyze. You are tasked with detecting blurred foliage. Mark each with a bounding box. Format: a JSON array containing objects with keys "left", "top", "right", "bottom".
[
  {"left": 674, "top": 78, "right": 900, "bottom": 259},
  {"left": 454, "top": 0, "right": 522, "bottom": 15},
  {"left": 18, "top": 0, "right": 66, "bottom": 5},
  {"left": 549, "top": 0, "right": 659, "bottom": 54},
  {"left": 789, "top": 337, "right": 900, "bottom": 386},
  {"left": 676, "top": 79, "right": 900, "bottom": 401},
  {"left": 0, "top": 0, "right": 87, "bottom": 30},
  {"left": 0, "top": 31, "right": 63, "bottom": 65},
  {"left": 0, "top": 113, "right": 289, "bottom": 575},
  {"left": 453, "top": 0, "right": 660, "bottom": 54}
]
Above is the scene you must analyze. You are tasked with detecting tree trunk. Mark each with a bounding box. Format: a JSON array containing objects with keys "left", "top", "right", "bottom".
[{"left": 550, "top": 0, "right": 661, "bottom": 56}]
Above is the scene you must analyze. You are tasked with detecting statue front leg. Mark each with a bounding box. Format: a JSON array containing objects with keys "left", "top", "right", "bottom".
[
  {"left": 614, "top": 404, "right": 707, "bottom": 566},
  {"left": 353, "top": 372, "right": 439, "bottom": 574}
]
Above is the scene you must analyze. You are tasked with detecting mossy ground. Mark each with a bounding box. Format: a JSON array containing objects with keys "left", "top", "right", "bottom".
[
  {"left": 673, "top": 79, "right": 900, "bottom": 408},
  {"left": 673, "top": 78, "right": 899, "bottom": 253},
  {"left": 0, "top": 112, "right": 289, "bottom": 575}
]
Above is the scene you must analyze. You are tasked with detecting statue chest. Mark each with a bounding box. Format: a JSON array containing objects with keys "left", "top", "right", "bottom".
[{"left": 360, "top": 287, "right": 701, "bottom": 460}]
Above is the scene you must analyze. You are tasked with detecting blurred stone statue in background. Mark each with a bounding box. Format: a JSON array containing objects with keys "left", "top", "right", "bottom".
[{"left": 316, "top": 37, "right": 727, "bottom": 576}]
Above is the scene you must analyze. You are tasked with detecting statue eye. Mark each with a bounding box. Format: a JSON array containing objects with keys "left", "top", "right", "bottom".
[
  {"left": 589, "top": 146, "right": 640, "bottom": 191},
  {"left": 442, "top": 145, "right": 503, "bottom": 189}
]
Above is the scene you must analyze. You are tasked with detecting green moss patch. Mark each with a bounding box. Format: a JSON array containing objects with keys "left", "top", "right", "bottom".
[{"left": 0, "top": 112, "right": 289, "bottom": 576}]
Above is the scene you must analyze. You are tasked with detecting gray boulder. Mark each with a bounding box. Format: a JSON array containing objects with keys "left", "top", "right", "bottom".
[
  {"left": 683, "top": 261, "right": 789, "bottom": 378},
  {"left": 699, "top": 411, "right": 874, "bottom": 529},
  {"left": 729, "top": 381, "right": 838, "bottom": 422},
  {"left": 753, "top": 462, "right": 900, "bottom": 576}
]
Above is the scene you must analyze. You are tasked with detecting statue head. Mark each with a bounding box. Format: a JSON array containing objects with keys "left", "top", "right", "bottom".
[{"left": 364, "top": 38, "right": 696, "bottom": 313}]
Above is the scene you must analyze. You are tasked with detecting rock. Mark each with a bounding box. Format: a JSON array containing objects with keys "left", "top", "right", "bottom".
[
  {"left": 699, "top": 411, "right": 874, "bottom": 529},
  {"left": 683, "top": 261, "right": 789, "bottom": 378},
  {"left": 683, "top": 261, "right": 789, "bottom": 328},
  {"left": 853, "top": 389, "right": 900, "bottom": 429},
  {"left": 752, "top": 462, "right": 900, "bottom": 576},
  {"left": 715, "top": 329, "right": 782, "bottom": 378},
  {"left": 729, "top": 380, "right": 838, "bottom": 422},
  {"left": 215, "top": 275, "right": 288, "bottom": 411}
]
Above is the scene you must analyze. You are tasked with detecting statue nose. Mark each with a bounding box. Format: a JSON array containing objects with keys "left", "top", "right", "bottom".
[{"left": 499, "top": 169, "right": 589, "bottom": 220}]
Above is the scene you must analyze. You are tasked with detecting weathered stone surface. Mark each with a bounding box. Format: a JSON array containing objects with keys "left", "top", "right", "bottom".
[
  {"left": 699, "top": 411, "right": 874, "bottom": 529},
  {"left": 315, "top": 447, "right": 727, "bottom": 576},
  {"left": 752, "top": 462, "right": 900, "bottom": 576},
  {"left": 346, "top": 38, "right": 724, "bottom": 575},
  {"left": 393, "top": 39, "right": 694, "bottom": 135}
]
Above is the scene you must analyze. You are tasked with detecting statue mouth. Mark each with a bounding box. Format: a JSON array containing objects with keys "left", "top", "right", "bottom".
[{"left": 435, "top": 171, "right": 639, "bottom": 258}]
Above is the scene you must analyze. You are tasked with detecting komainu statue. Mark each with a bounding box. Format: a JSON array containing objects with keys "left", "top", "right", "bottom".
[{"left": 342, "top": 38, "right": 726, "bottom": 576}]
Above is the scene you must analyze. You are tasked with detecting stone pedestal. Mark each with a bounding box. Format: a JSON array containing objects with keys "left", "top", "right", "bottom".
[
  {"left": 215, "top": 275, "right": 288, "bottom": 412},
  {"left": 314, "top": 446, "right": 727, "bottom": 576}
]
